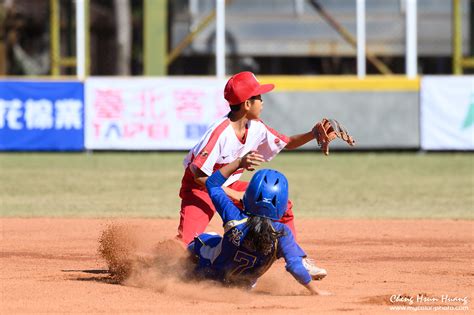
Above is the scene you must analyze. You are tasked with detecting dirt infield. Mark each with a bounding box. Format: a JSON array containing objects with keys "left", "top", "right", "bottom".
[{"left": 1, "top": 218, "right": 472, "bottom": 314}]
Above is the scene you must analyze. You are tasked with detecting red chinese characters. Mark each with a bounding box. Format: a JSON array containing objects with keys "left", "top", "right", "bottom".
[
  {"left": 174, "top": 89, "right": 204, "bottom": 121},
  {"left": 94, "top": 89, "right": 124, "bottom": 119},
  {"left": 93, "top": 87, "right": 169, "bottom": 140}
]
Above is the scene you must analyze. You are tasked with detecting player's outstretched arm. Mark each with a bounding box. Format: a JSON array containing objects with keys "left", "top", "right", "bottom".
[
  {"left": 285, "top": 131, "right": 315, "bottom": 150},
  {"left": 279, "top": 226, "right": 331, "bottom": 296}
]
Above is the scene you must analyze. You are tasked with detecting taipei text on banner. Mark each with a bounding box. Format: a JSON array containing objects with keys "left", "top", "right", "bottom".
[
  {"left": 0, "top": 81, "right": 84, "bottom": 151},
  {"left": 84, "top": 78, "right": 228, "bottom": 150},
  {"left": 421, "top": 76, "right": 474, "bottom": 150}
]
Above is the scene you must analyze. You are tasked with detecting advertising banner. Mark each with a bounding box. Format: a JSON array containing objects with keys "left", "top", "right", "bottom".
[
  {"left": 421, "top": 76, "right": 474, "bottom": 150},
  {"left": 0, "top": 81, "right": 84, "bottom": 151},
  {"left": 85, "top": 78, "right": 228, "bottom": 150}
]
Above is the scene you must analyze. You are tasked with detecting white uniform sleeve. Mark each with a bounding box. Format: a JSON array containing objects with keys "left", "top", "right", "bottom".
[
  {"left": 256, "top": 121, "right": 289, "bottom": 161},
  {"left": 192, "top": 142, "right": 221, "bottom": 176},
  {"left": 188, "top": 118, "right": 230, "bottom": 176}
]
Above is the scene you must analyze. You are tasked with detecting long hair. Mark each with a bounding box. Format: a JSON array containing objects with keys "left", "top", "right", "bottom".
[{"left": 245, "top": 216, "right": 285, "bottom": 255}]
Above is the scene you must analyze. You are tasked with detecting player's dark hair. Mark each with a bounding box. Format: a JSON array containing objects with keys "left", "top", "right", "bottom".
[
  {"left": 245, "top": 216, "right": 285, "bottom": 255},
  {"left": 229, "top": 103, "right": 242, "bottom": 112},
  {"left": 229, "top": 97, "right": 258, "bottom": 112}
]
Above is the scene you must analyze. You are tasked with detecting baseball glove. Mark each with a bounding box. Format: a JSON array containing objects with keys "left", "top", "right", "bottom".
[{"left": 313, "top": 118, "right": 355, "bottom": 155}]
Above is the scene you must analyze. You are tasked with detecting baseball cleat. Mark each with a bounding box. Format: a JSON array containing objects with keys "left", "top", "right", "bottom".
[{"left": 302, "top": 257, "right": 327, "bottom": 281}]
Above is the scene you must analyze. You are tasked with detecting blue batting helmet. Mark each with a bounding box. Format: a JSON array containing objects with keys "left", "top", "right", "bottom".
[{"left": 242, "top": 169, "right": 289, "bottom": 220}]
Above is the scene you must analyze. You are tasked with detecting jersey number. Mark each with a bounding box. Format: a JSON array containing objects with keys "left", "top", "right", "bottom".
[{"left": 230, "top": 250, "right": 257, "bottom": 276}]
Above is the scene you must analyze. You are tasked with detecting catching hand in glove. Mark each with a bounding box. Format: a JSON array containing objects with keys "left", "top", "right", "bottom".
[{"left": 313, "top": 118, "right": 355, "bottom": 155}]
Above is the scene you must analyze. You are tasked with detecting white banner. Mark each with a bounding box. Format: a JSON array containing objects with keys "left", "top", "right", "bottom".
[
  {"left": 421, "top": 76, "right": 474, "bottom": 150},
  {"left": 85, "top": 78, "right": 229, "bottom": 150}
]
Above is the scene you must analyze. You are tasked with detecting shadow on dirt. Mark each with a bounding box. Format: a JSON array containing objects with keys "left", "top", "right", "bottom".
[
  {"left": 62, "top": 269, "right": 109, "bottom": 274},
  {"left": 61, "top": 269, "right": 120, "bottom": 285}
]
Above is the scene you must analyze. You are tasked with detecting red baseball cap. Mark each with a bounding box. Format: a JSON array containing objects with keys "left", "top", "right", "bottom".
[{"left": 224, "top": 71, "right": 275, "bottom": 105}]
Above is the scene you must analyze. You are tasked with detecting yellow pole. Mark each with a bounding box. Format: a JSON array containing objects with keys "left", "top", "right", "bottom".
[
  {"left": 144, "top": 0, "right": 167, "bottom": 75},
  {"left": 50, "top": 0, "right": 60, "bottom": 76},
  {"left": 0, "top": 6, "right": 6, "bottom": 74},
  {"left": 85, "top": 0, "right": 90, "bottom": 76},
  {"left": 165, "top": 0, "right": 233, "bottom": 67},
  {"left": 453, "top": 0, "right": 462, "bottom": 74},
  {"left": 166, "top": 9, "right": 216, "bottom": 66}
]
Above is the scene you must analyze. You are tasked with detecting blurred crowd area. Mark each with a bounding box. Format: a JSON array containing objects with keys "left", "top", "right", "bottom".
[{"left": 0, "top": 0, "right": 472, "bottom": 76}]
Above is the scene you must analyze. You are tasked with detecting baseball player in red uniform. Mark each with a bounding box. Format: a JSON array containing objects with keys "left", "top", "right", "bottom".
[{"left": 177, "top": 71, "right": 354, "bottom": 279}]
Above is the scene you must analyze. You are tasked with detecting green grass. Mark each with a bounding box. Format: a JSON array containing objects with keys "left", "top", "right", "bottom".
[{"left": 0, "top": 152, "right": 472, "bottom": 219}]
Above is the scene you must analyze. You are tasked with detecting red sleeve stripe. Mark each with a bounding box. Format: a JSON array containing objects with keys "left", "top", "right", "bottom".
[
  {"left": 260, "top": 120, "right": 290, "bottom": 143},
  {"left": 192, "top": 119, "right": 230, "bottom": 169}
]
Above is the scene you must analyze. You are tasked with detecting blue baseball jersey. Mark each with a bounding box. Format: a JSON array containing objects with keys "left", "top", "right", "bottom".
[{"left": 191, "top": 170, "right": 312, "bottom": 287}]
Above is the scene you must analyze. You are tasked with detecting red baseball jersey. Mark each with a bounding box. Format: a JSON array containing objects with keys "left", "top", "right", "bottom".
[{"left": 183, "top": 116, "right": 289, "bottom": 186}]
